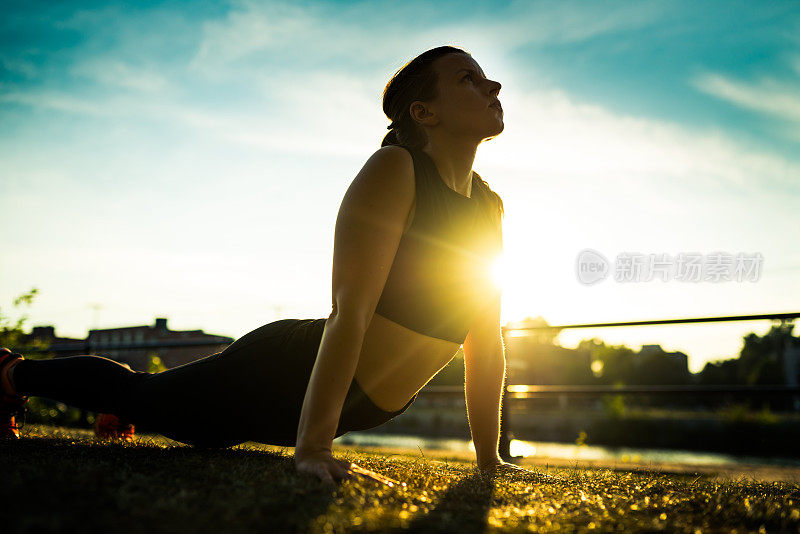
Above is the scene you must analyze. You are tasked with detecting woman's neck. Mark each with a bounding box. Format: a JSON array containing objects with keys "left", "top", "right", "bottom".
[{"left": 421, "top": 139, "right": 478, "bottom": 198}]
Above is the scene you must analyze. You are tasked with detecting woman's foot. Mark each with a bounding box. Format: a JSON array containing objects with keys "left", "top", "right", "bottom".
[
  {"left": 0, "top": 348, "right": 29, "bottom": 439},
  {"left": 94, "top": 413, "right": 135, "bottom": 442}
]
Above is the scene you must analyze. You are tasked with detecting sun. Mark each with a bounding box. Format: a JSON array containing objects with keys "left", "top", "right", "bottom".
[{"left": 490, "top": 254, "right": 507, "bottom": 293}]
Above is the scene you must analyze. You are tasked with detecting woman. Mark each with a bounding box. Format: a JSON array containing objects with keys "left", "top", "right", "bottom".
[{"left": 0, "top": 46, "right": 525, "bottom": 486}]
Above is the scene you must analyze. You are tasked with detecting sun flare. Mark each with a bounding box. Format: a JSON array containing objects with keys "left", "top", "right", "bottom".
[{"left": 490, "top": 254, "right": 507, "bottom": 293}]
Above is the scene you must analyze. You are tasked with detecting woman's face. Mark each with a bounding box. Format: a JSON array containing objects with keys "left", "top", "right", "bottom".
[{"left": 424, "top": 53, "right": 503, "bottom": 142}]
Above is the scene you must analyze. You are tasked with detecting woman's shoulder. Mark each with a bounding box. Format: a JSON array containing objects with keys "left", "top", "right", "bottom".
[
  {"left": 373, "top": 144, "right": 414, "bottom": 163},
  {"left": 359, "top": 145, "right": 417, "bottom": 190},
  {"left": 347, "top": 146, "right": 416, "bottom": 205},
  {"left": 359, "top": 145, "right": 414, "bottom": 177}
]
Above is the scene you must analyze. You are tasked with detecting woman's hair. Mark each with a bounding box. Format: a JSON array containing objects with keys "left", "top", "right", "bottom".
[{"left": 381, "top": 45, "right": 504, "bottom": 220}]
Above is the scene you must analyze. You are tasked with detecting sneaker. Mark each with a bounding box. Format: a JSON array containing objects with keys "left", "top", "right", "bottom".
[
  {"left": 0, "top": 348, "right": 29, "bottom": 440},
  {"left": 94, "top": 413, "right": 135, "bottom": 442}
]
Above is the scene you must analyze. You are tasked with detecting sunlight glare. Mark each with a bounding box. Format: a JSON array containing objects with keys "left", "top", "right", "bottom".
[
  {"left": 490, "top": 254, "right": 507, "bottom": 293},
  {"left": 509, "top": 439, "right": 537, "bottom": 458}
]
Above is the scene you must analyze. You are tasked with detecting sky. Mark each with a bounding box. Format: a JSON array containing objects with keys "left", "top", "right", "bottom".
[{"left": 1, "top": 0, "right": 799, "bottom": 373}]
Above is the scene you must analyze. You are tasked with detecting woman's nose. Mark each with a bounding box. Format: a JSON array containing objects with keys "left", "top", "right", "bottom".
[{"left": 488, "top": 79, "right": 501, "bottom": 96}]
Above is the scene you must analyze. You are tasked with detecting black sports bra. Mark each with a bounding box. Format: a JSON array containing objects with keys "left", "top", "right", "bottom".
[{"left": 373, "top": 144, "right": 503, "bottom": 344}]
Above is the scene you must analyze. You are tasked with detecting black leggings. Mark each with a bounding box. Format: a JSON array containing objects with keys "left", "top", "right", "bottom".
[{"left": 13, "top": 318, "right": 417, "bottom": 448}]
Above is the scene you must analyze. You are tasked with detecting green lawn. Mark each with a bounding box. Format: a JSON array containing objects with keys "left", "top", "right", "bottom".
[{"left": 3, "top": 424, "right": 799, "bottom": 533}]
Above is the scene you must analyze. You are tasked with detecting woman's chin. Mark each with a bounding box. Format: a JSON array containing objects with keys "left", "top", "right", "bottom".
[{"left": 473, "top": 122, "right": 504, "bottom": 143}]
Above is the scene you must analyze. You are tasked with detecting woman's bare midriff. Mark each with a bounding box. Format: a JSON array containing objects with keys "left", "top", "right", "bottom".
[
  {"left": 350, "top": 196, "right": 464, "bottom": 413},
  {"left": 354, "top": 311, "right": 462, "bottom": 412}
]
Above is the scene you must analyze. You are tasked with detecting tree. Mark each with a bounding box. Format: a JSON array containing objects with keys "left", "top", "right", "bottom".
[
  {"left": 737, "top": 323, "right": 794, "bottom": 385},
  {"left": 1, "top": 288, "right": 87, "bottom": 427},
  {"left": 0, "top": 287, "right": 49, "bottom": 354}
]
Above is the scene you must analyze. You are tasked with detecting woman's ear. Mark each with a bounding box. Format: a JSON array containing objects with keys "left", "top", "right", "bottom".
[{"left": 409, "top": 101, "right": 439, "bottom": 127}]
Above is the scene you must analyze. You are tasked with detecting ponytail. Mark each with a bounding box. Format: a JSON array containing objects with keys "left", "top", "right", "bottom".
[{"left": 381, "top": 127, "right": 400, "bottom": 147}]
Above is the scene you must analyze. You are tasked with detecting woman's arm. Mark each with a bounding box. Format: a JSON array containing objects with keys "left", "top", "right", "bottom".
[
  {"left": 294, "top": 145, "right": 415, "bottom": 485},
  {"left": 463, "top": 206, "right": 506, "bottom": 471},
  {"left": 294, "top": 310, "right": 370, "bottom": 451},
  {"left": 462, "top": 292, "right": 506, "bottom": 471}
]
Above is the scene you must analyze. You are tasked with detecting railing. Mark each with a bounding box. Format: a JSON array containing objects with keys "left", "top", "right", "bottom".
[
  {"left": 422, "top": 384, "right": 800, "bottom": 398},
  {"left": 421, "top": 311, "right": 800, "bottom": 460},
  {"left": 499, "top": 311, "right": 800, "bottom": 331}
]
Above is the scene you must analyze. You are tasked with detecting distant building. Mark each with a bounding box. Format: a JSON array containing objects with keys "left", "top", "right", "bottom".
[{"left": 23, "top": 318, "right": 234, "bottom": 371}]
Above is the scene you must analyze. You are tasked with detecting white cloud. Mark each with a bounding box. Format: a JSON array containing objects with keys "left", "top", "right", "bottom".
[
  {"left": 479, "top": 87, "right": 800, "bottom": 196},
  {"left": 692, "top": 71, "right": 800, "bottom": 123},
  {"left": 791, "top": 55, "right": 800, "bottom": 76},
  {"left": 0, "top": 66, "right": 388, "bottom": 158},
  {"left": 4, "top": 0, "right": 797, "bottom": 195},
  {"left": 0, "top": 55, "right": 38, "bottom": 78},
  {"left": 190, "top": 1, "right": 317, "bottom": 71},
  {"left": 70, "top": 59, "right": 169, "bottom": 93},
  {"left": 480, "top": 0, "right": 664, "bottom": 47},
  {"left": 5, "top": 66, "right": 799, "bottom": 197},
  {"left": 186, "top": 0, "right": 665, "bottom": 82},
  {"left": 0, "top": 91, "right": 114, "bottom": 117}
]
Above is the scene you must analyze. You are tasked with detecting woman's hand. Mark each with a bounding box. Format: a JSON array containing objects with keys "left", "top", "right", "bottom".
[
  {"left": 295, "top": 449, "right": 406, "bottom": 488},
  {"left": 295, "top": 448, "right": 355, "bottom": 487}
]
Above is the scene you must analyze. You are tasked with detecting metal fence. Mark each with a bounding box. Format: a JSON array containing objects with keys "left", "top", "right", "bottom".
[{"left": 426, "top": 311, "right": 800, "bottom": 460}]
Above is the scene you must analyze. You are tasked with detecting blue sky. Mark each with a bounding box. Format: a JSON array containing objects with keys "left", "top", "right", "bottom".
[{"left": 1, "top": 0, "right": 799, "bottom": 372}]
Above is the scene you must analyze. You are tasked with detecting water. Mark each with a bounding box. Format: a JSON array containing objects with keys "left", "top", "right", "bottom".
[{"left": 334, "top": 432, "right": 800, "bottom": 468}]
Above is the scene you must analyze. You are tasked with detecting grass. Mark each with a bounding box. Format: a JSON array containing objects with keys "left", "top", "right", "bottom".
[{"left": 3, "top": 424, "right": 800, "bottom": 533}]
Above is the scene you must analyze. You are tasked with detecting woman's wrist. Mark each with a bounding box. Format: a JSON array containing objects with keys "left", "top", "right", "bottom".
[
  {"left": 295, "top": 430, "right": 334, "bottom": 456},
  {"left": 295, "top": 447, "right": 331, "bottom": 461}
]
